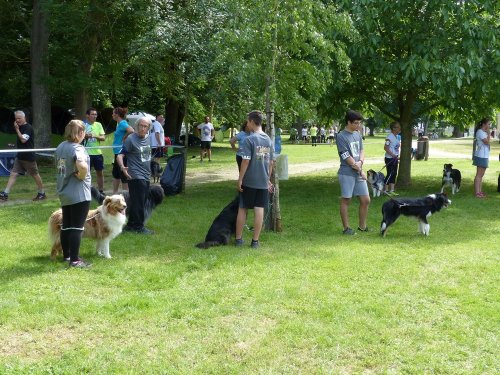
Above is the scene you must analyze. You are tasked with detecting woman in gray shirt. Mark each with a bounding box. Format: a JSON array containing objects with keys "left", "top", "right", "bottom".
[{"left": 55, "top": 120, "right": 91, "bottom": 268}]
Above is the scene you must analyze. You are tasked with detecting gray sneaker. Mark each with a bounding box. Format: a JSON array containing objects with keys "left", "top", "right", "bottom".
[
  {"left": 235, "top": 238, "right": 244, "bottom": 246},
  {"left": 342, "top": 227, "right": 356, "bottom": 235},
  {"left": 250, "top": 240, "right": 260, "bottom": 248},
  {"left": 0, "top": 191, "right": 8, "bottom": 201}
]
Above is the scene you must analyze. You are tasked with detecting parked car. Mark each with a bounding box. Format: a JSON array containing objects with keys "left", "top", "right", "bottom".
[{"left": 178, "top": 134, "right": 201, "bottom": 146}]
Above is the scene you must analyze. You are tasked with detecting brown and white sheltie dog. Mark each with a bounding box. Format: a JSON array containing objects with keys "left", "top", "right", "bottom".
[{"left": 48, "top": 195, "right": 127, "bottom": 260}]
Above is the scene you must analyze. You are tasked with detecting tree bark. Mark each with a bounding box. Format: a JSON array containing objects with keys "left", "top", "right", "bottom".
[
  {"left": 396, "top": 90, "right": 417, "bottom": 187},
  {"left": 164, "top": 97, "right": 185, "bottom": 140},
  {"left": 31, "top": 0, "right": 51, "bottom": 148}
]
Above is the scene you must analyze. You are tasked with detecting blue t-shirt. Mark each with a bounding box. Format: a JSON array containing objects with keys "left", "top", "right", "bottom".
[
  {"left": 241, "top": 132, "right": 273, "bottom": 189},
  {"left": 113, "top": 120, "right": 131, "bottom": 154},
  {"left": 235, "top": 131, "right": 250, "bottom": 157}
]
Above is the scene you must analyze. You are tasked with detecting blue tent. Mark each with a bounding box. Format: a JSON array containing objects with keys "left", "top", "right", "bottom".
[{"left": 0, "top": 152, "right": 15, "bottom": 176}]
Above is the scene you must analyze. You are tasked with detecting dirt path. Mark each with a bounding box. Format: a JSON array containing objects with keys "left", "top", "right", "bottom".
[{"left": 185, "top": 146, "right": 480, "bottom": 186}]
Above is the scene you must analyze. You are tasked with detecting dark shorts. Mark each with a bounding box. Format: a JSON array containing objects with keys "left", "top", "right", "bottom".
[
  {"left": 89, "top": 154, "right": 104, "bottom": 171},
  {"left": 112, "top": 154, "right": 128, "bottom": 183},
  {"left": 201, "top": 141, "right": 212, "bottom": 150},
  {"left": 152, "top": 147, "right": 165, "bottom": 158},
  {"left": 11, "top": 159, "right": 39, "bottom": 176},
  {"left": 239, "top": 186, "right": 269, "bottom": 209},
  {"left": 472, "top": 156, "right": 488, "bottom": 168}
]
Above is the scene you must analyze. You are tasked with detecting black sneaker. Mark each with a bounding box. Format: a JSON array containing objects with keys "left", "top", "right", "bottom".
[
  {"left": 251, "top": 239, "right": 260, "bottom": 248},
  {"left": 69, "top": 259, "right": 91, "bottom": 268},
  {"left": 357, "top": 227, "right": 370, "bottom": 232},
  {"left": 0, "top": 191, "right": 8, "bottom": 201},
  {"left": 342, "top": 227, "right": 356, "bottom": 235},
  {"left": 135, "top": 227, "right": 154, "bottom": 235},
  {"left": 33, "top": 192, "right": 46, "bottom": 201},
  {"left": 235, "top": 238, "right": 244, "bottom": 246}
]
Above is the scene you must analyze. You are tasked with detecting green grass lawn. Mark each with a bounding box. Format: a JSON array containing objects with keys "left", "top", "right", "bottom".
[{"left": 0, "top": 136, "right": 499, "bottom": 373}]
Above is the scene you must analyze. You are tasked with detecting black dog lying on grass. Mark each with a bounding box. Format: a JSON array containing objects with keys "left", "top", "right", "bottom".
[
  {"left": 196, "top": 197, "right": 239, "bottom": 249},
  {"left": 91, "top": 186, "right": 164, "bottom": 224}
]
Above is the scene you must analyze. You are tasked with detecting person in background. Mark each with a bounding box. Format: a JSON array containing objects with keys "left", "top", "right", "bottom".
[
  {"left": 83, "top": 108, "right": 106, "bottom": 194},
  {"left": 54, "top": 120, "right": 91, "bottom": 268},
  {"left": 150, "top": 114, "right": 165, "bottom": 163},
  {"left": 230, "top": 121, "right": 251, "bottom": 171},
  {"left": 310, "top": 123, "right": 318, "bottom": 147},
  {"left": 383, "top": 121, "right": 401, "bottom": 195},
  {"left": 196, "top": 116, "right": 214, "bottom": 162},
  {"left": 111, "top": 107, "right": 134, "bottom": 194},
  {"left": 235, "top": 110, "right": 274, "bottom": 249},
  {"left": 301, "top": 124, "right": 308, "bottom": 143},
  {"left": 335, "top": 110, "right": 370, "bottom": 235},
  {"left": 320, "top": 125, "right": 326, "bottom": 144},
  {"left": 473, "top": 117, "right": 491, "bottom": 198},
  {"left": 0, "top": 110, "right": 46, "bottom": 202},
  {"left": 116, "top": 117, "right": 153, "bottom": 234}
]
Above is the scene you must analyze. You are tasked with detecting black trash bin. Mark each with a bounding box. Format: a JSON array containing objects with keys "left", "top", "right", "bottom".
[{"left": 415, "top": 136, "right": 429, "bottom": 160}]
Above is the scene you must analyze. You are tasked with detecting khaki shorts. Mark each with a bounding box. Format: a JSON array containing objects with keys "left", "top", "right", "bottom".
[{"left": 12, "top": 159, "right": 39, "bottom": 176}]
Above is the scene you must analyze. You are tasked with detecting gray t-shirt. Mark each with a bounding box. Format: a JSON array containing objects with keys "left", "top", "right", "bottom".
[
  {"left": 55, "top": 141, "right": 91, "bottom": 206},
  {"left": 336, "top": 129, "right": 364, "bottom": 177},
  {"left": 241, "top": 131, "right": 273, "bottom": 189},
  {"left": 121, "top": 133, "right": 151, "bottom": 180}
]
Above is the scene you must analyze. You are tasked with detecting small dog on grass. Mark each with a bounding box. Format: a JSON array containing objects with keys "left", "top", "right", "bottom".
[
  {"left": 49, "top": 194, "right": 127, "bottom": 260},
  {"left": 91, "top": 185, "right": 164, "bottom": 225},
  {"left": 440, "top": 163, "right": 461, "bottom": 195},
  {"left": 366, "top": 169, "right": 385, "bottom": 198},
  {"left": 380, "top": 193, "right": 451, "bottom": 237},
  {"left": 150, "top": 160, "right": 163, "bottom": 183}
]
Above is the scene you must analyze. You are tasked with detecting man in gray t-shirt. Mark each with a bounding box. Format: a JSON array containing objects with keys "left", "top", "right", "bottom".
[
  {"left": 116, "top": 117, "right": 153, "bottom": 234},
  {"left": 235, "top": 111, "right": 273, "bottom": 248},
  {"left": 335, "top": 110, "right": 370, "bottom": 235}
]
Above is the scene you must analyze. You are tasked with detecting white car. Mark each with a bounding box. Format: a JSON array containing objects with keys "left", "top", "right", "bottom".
[{"left": 126, "top": 111, "right": 155, "bottom": 130}]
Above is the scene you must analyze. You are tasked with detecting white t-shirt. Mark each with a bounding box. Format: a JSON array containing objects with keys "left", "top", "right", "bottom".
[
  {"left": 474, "top": 129, "right": 490, "bottom": 159},
  {"left": 150, "top": 120, "right": 165, "bottom": 147},
  {"left": 197, "top": 122, "right": 214, "bottom": 142},
  {"left": 384, "top": 133, "right": 400, "bottom": 159}
]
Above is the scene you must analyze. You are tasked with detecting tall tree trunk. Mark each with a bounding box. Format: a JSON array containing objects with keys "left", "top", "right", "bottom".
[
  {"left": 31, "top": 0, "right": 51, "bottom": 148},
  {"left": 264, "top": 0, "right": 282, "bottom": 232},
  {"left": 397, "top": 90, "right": 417, "bottom": 187},
  {"left": 164, "top": 97, "right": 185, "bottom": 140}
]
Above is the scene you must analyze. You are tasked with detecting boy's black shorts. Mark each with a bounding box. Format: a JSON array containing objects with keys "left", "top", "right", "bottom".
[
  {"left": 239, "top": 186, "right": 268, "bottom": 209},
  {"left": 112, "top": 154, "right": 128, "bottom": 183}
]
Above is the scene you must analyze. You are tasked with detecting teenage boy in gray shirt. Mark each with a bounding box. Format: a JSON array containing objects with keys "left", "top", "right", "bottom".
[
  {"left": 116, "top": 117, "right": 153, "bottom": 234},
  {"left": 336, "top": 110, "right": 370, "bottom": 235},
  {"left": 235, "top": 110, "right": 274, "bottom": 248}
]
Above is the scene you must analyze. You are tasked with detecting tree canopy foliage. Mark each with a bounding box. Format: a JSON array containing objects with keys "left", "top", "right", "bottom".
[{"left": 0, "top": 0, "right": 498, "bottom": 154}]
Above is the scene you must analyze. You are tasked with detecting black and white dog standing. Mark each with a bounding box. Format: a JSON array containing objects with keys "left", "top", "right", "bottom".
[
  {"left": 367, "top": 169, "right": 385, "bottom": 197},
  {"left": 440, "top": 163, "right": 461, "bottom": 195},
  {"left": 196, "top": 197, "right": 239, "bottom": 249},
  {"left": 380, "top": 193, "right": 451, "bottom": 237}
]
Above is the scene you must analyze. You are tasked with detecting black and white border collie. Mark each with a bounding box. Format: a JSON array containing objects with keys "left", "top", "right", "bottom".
[
  {"left": 380, "top": 193, "right": 451, "bottom": 237},
  {"left": 367, "top": 169, "right": 385, "bottom": 198},
  {"left": 441, "top": 163, "right": 461, "bottom": 195}
]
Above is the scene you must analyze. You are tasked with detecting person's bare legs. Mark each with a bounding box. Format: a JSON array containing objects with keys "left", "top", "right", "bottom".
[
  {"left": 4, "top": 173, "right": 18, "bottom": 191},
  {"left": 112, "top": 178, "right": 120, "bottom": 194},
  {"left": 96, "top": 170, "right": 104, "bottom": 191},
  {"left": 474, "top": 166, "right": 486, "bottom": 194},
  {"left": 208, "top": 148, "right": 212, "bottom": 161},
  {"left": 252, "top": 207, "right": 264, "bottom": 241},
  {"left": 358, "top": 195, "right": 371, "bottom": 229},
  {"left": 340, "top": 197, "right": 351, "bottom": 230},
  {"left": 235, "top": 207, "right": 247, "bottom": 240}
]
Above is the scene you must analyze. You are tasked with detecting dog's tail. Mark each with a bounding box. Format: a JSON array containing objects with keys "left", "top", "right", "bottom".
[
  {"left": 91, "top": 186, "right": 106, "bottom": 205},
  {"left": 195, "top": 241, "right": 221, "bottom": 249}
]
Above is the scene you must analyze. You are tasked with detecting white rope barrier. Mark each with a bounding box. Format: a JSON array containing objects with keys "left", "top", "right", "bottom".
[{"left": 0, "top": 144, "right": 185, "bottom": 155}]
